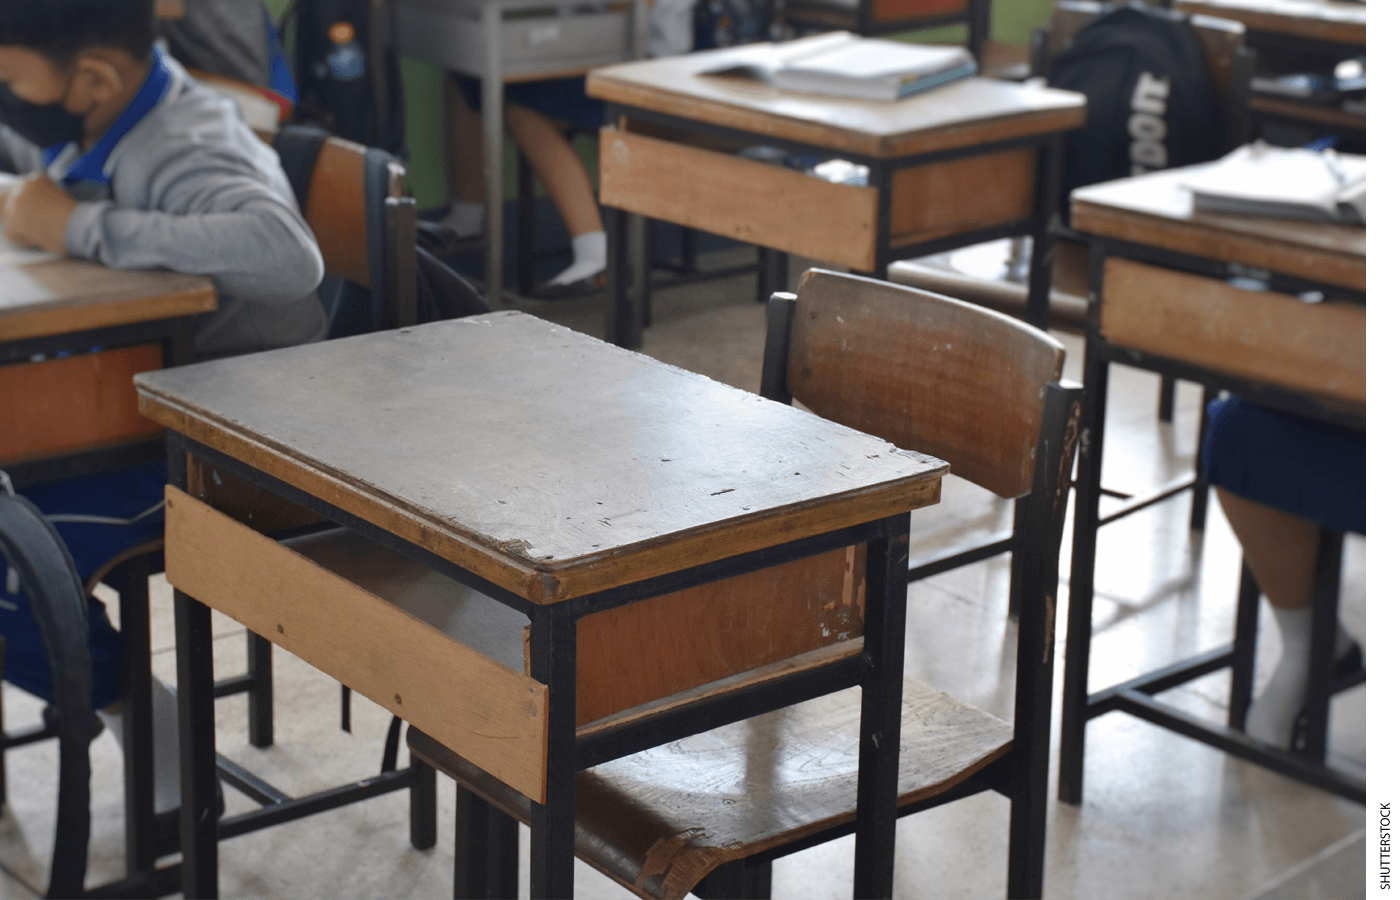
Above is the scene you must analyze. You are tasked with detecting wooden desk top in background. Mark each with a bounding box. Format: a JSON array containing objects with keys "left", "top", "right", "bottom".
[
  {"left": 586, "top": 38, "right": 1086, "bottom": 159},
  {"left": 0, "top": 257, "right": 216, "bottom": 343},
  {"left": 1174, "top": 0, "right": 1365, "bottom": 45},
  {"left": 137, "top": 312, "right": 948, "bottom": 604},
  {"left": 1070, "top": 166, "right": 1365, "bottom": 292}
]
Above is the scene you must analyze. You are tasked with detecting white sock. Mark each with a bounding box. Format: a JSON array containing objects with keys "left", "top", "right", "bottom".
[
  {"left": 545, "top": 230, "right": 606, "bottom": 287},
  {"left": 97, "top": 677, "right": 184, "bottom": 814},
  {"left": 439, "top": 200, "right": 484, "bottom": 238},
  {"left": 1245, "top": 607, "right": 1354, "bottom": 749}
]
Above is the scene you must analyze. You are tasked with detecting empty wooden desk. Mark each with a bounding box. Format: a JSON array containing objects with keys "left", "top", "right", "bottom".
[
  {"left": 585, "top": 37, "right": 1086, "bottom": 347},
  {"left": 1057, "top": 165, "right": 1364, "bottom": 805},
  {"left": 136, "top": 311, "right": 949, "bottom": 898}
]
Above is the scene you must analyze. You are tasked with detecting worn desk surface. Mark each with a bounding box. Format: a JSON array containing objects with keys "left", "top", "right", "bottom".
[
  {"left": 586, "top": 37, "right": 1086, "bottom": 159},
  {"left": 0, "top": 255, "right": 215, "bottom": 343},
  {"left": 1174, "top": 0, "right": 1365, "bottom": 45},
  {"left": 1070, "top": 165, "right": 1365, "bottom": 293},
  {"left": 136, "top": 312, "right": 947, "bottom": 604}
]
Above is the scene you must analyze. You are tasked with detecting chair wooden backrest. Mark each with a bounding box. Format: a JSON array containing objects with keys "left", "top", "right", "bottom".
[
  {"left": 269, "top": 129, "right": 418, "bottom": 333},
  {"left": 764, "top": 268, "right": 1066, "bottom": 500}
]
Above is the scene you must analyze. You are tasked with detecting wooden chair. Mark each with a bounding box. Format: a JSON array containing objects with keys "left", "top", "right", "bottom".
[
  {"left": 408, "top": 268, "right": 1083, "bottom": 900},
  {"left": 271, "top": 126, "right": 419, "bottom": 336}
]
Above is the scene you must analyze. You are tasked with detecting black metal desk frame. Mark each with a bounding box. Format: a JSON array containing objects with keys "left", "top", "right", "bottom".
[
  {"left": 600, "top": 102, "right": 1067, "bottom": 349},
  {"left": 170, "top": 435, "right": 915, "bottom": 899},
  {"left": 1058, "top": 233, "right": 1366, "bottom": 808}
]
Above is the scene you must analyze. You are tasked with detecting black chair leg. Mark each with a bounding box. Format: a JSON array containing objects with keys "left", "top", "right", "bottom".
[
  {"left": 246, "top": 631, "right": 273, "bottom": 747},
  {"left": 517, "top": 145, "right": 535, "bottom": 298},
  {"left": 1157, "top": 376, "right": 1176, "bottom": 422},
  {"left": 1189, "top": 391, "right": 1214, "bottom": 532},
  {"left": 1296, "top": 529, "right": 1345, "bottom": 759},
  {"left": 1228, "top": 561, "right": 1261, "bottom": 731},
  {"left": 409, "top": 752, "right": 437, "bottom": 850}
]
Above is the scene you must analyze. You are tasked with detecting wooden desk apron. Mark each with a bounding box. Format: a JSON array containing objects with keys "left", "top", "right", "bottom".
[
  {"left": 137, "top": 311, "right": 947, "bottom": 801},
  {"left": 1071, "top": 168, "right": 1364, "bottom": 413},
  {"left": 1174, "top": 0, "right": 1365, "bottom": 46},
  {"left": 587, "top": 49, "right": 1085, "bottom": 272},
  {"left": 0, "top": 257, "right": 214, "bottom": 471}
]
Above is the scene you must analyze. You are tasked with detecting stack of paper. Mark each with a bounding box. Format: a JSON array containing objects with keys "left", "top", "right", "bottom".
[
  {"left": 704, "top": 32, "right": 977, "bottom": 102},
  {"left": 1179, "top": 142, "right": 1365, "bottom": 224}
]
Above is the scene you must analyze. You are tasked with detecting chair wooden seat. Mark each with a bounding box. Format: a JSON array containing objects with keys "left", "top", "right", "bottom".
[{"left": 409, "top": 677, "right": 1012, "bottom": 900}]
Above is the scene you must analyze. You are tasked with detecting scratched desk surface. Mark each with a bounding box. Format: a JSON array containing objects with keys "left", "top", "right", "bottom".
[{"left": 137, "top": 312, "right": 948, "bottom": 603}]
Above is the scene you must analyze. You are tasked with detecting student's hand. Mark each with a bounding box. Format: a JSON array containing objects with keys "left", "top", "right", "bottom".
[{"left": 2, "top": 174, "right": 77, "bottom": 254}]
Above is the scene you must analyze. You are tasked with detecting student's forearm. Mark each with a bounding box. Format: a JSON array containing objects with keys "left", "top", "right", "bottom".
[{"left": 65, "top": 199, "right": 324, "bottom": 304}]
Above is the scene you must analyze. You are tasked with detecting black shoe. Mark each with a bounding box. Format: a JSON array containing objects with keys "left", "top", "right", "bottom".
[
  {"left": 152, "top": 782, "right": 226, "bottom": 854},
  {"left": 530, "top": 269, "right": 606, "bottom": 300}
]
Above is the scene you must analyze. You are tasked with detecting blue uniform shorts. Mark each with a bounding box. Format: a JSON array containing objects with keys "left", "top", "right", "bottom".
[
  {"left": 0, "top": 461, "right": 167, "bottom": 709},
  {"left": 1202, "top": 396, "right": 1365, "bottom": 535},
  {"left": 453, "top": 74, "right": 607, "bottom": 130}
]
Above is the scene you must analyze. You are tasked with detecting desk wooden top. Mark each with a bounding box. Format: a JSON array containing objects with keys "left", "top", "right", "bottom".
[
  {"left": 586, "top": 38, "right": 1086, "bottom": 159},
  {"left": 1175, "top": 0, "right": 1364, "bottom": 45},
  {"left": 0, "top": 257, "right": 216, "bottom": 344},
  {"left": 136, "top": 312, "right": 948, "bottom": 604},
  {"left": 1070, "top": 165, "right": 1365, "bottom": 292}
]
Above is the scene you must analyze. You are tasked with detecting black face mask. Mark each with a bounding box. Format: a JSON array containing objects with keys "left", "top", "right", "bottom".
[{"left": 0, "top": 83, "right": 84, "bottom": 149}]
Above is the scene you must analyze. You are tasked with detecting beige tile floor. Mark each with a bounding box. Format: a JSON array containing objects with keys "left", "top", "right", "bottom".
[{"left": 0, "top": 250, "right": 1366, "bottom": 898}]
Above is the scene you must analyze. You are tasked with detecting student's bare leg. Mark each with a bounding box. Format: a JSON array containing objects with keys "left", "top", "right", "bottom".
[
  {"left": 1216, "top": 488, "right": 1352, "bottom": 747},
  {"left": 504, "top": 104, "right": 606, "bottom": 288}
]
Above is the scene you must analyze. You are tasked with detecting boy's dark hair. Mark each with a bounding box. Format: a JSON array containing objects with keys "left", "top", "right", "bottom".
[{"left": 0, "top": 0, "right": 154, "bottom": 66}]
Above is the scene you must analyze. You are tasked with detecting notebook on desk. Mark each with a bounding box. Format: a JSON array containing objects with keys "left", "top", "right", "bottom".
[
  {"left": 1179, "top": 142, "right": 1365, "bottom": 224},
  {"left": 703, "top": 32, "right": 977, "bottom": 101}
]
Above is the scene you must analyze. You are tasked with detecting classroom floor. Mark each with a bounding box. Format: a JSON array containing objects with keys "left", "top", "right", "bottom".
[{"left": 0, "top": 246, "right": 1366, "bottom": 899}]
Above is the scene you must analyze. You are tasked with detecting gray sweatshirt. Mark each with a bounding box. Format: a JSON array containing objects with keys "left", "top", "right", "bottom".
[{"left": 0, "top": 56, "right": 326, "bottom": 358}]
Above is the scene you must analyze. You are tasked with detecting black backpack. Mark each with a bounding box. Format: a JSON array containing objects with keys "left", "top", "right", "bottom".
[
  {"left": 282, "top": 0, "right": 407, "bottom": 156},
  {"left": 1047, "top": 5, "right": 1228, "bottom": 220}
]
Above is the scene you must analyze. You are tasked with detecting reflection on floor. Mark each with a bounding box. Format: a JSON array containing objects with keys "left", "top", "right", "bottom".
[{"left": 0, "top": 251, "right": 1364, "bottom": 899}]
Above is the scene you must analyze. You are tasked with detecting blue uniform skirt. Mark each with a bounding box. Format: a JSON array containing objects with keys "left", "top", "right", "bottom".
[{"left": 1202, "top": 396, "right": 1365, "bottom": 535}]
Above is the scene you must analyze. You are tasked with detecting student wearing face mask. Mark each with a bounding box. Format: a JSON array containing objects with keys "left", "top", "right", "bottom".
[{"left": 0, "top": 0, "right": 324, "bottom": 846}]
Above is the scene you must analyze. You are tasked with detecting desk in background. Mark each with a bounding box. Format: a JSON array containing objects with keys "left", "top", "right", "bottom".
[
  {"left": 395, "top": 0, "right": 648, "bottom": 306},
  {"left": 0, "top": 256, "right": 213, "bottom": 890},
  {"left": 138, "top": 311, "right": 948, "bottom": 898},
  {"left": 1057, "top": 165, "right": 1364, "bottom": 805},
  {"left": 1175, "top": 0, "right": 1365, "bottom": 140},
  {"left": 586, "top": 37, "right": 1086, "bottom": 347}
]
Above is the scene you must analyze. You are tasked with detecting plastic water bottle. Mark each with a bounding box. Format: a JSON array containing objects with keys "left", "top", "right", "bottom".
[{"left": 325, "top": 21, "right": 366, "bottom": 81}]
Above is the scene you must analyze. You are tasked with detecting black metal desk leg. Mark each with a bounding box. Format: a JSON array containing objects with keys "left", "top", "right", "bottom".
[
  {"left": 246, "top": 632, "right": 273, "bottom": 747},
  {"left": 117, "top": 556, "right": 158, "bottom": 875},
  {"left": 175, "top": 587, "right": 219, "bottom": 898},
  {"left": 853, "top": 514, "right": 910, "bottom": 900},
  {"left": 1189, "top": 394, "right": 1214, "bottom": 532},
  {"left": 409, "top": 751, "right": 438, "bottom": 851},
  {"left": 529, "top": 604, "right": 577, "bottom": 899},
  {"left": 518, "top": 148, "right": 536, "bottom": 298},
  {"left": 1058, "top": 244, "right": 1110, "bottom": 806},
  {"left": 1228, "top": 563, "right": 1261, "bottom": 730},
  {"left": 1025, "top": 135, "right": 1065, "bottom": 332},
  {"left": 606, "top": 207, "right": 638, "bottom": 349},
  {"left": 1298, "top": 530, "right": 1344, "bottom": 758}
]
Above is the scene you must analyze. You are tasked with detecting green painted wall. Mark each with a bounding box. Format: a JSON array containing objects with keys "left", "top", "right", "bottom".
[{"left": 266, "top": 0, "right": 1056, "bottom": 208}]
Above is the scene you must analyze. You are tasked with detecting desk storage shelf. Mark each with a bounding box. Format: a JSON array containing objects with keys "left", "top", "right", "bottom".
[{"left": 397, "top": 0, "right": 638, "bottom": 80}]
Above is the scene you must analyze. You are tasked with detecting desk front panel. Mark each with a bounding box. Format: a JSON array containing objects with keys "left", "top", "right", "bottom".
[
  {"left": 1099, "top": 257, "right": 1365, "bottom": 407},
  {"left": 599, "top": 127, "right": 1037, "bottom": 271},
  {"left": 0, "top": 344, "right": 164, "bottom": 467}
]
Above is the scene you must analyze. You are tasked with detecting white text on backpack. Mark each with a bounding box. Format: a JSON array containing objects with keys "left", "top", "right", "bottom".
[{"left": 1128, "top": 72, "right": 1171, "bottom": 175}]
